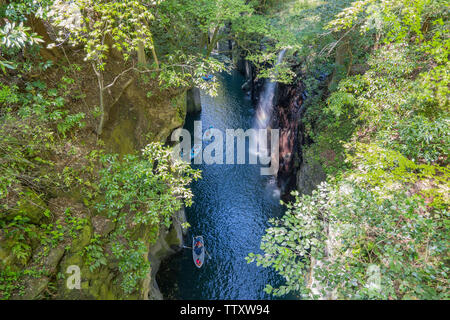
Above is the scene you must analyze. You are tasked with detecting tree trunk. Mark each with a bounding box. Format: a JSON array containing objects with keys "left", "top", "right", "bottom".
[
  {"left": 206, "top": 25, "right": 220, "bottom": 57},
  {"left": 150, "top": 41, "right": 159, "bottom": 69},
  {"left": 98, "top": 88, "right": 105, "bottom": 136},
  {"left": 137, "top": 41, "right": 147, "bottom": 67},
  {"left": 328, "top": 37, "right": 349, "bottom": 91},
  {"left": 93, "top": 63, "right": 105, "bottom": 136}
]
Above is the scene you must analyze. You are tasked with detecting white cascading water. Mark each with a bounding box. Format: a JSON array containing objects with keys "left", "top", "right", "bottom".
[
  {"left": 254, "top": 49, "right": 287, "bottom": 130},
  {"left": 251, "top": 49, "right": 286, "bottom": 166}
]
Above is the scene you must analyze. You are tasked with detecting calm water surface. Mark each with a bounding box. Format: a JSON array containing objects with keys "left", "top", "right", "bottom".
[{"left": 158, "top": 70, "right": 291, "bottom": 300}]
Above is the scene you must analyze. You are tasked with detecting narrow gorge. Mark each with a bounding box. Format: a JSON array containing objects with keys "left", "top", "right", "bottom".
[{"left": 1, "top": 0, "right": 448, "bottom": 302}]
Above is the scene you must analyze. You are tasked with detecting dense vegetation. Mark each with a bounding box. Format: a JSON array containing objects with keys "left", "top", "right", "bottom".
[
  {"left": 248, "top": 0, "right": 449, "bottom": 299},
  {"left": 0, "top": 0, "right": 448, "bottom": 300},
  {"left": 0, "top": 0, "right": 258, "bottom": 299}
]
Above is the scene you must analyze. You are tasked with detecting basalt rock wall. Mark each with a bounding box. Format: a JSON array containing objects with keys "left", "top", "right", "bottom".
[{"left": 236, "top": 52, "right": 309, "bottom": 196}]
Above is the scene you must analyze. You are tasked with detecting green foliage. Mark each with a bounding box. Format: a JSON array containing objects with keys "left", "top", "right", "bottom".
[
  {"left": 0, "top": 119, "right": 56, "bottom": 204},
  {"left": 0, "top": 267, "right": 24, "bottom": 300},
  {"left": 1, "top": 0, "right": 212, "bottom": 299},
  {"left": 1, "top": 68, "right": 86, "bottom": 138},
  {"left": 0, "top": 21, "right": 43, "bottom": 51},
  {"left": 0, "top": 0, "right": 49, "bottom": 80},
  {"left": 155, "top": 0, "right": 253, "bottom": 52},
  {"left": 381, "top": 115, "right": 449, "bottom": 164},
  {"left": 0, "top": 0, "right": 49, "bottom": 53},
  {"left": 0, "top": 266, "right": 48, "bottom": 300},
  {"left": 0, "top": 0, "right": 446, "bottom": 301},
  {"left": 3, "top": 0, "right": 52, "bottom": 21},
  {"left": 49, "top": 0, "right": 155, "bottom": 70},
  {"left": 250, "top": 171, "right": 449, "bottom": 299},
  {"left": 150, "top": 0, "right": 259, "bottom": 94},
  {"left": 11, "top": 241, "right": 32, "bottom": 266},
  {"left": 111, "top": 240, "right": 149, "bottom": 295},
  {"left": 96, "top": 143, "right": 200, "bottom": 231},
  {"left": 247, "top": 52, "right": 296, "bottom": 84},
  {"left": 48, "top": 0, "right": 242, "bottom": 97},
  {"left": 64, "top": 208, "right": 88, "bottom": 238},
  {"left": 157, "top": 52, "right": 229, "bottom": 96},
  {"left": 0, "top": 60, "right": 15, "bottom": 74},
  {"left": 324, "top": 41, "right": 449, "bottom": 166},
  {"left": 252, "top": 0, "right": 449, "bottom": 300},
  {"left": 95, "top": 142, "right": 200, "bottom": 294},
  {"left": 83, "top": 234, "right": 107, "bottom": 272},
  {"left": 57, "top": 112, "right": 86, "bottom": 138}
]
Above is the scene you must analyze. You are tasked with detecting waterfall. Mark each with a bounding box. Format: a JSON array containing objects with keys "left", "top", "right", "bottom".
[
  {"left": 254, "top": 49, "right": 287, "bottom": 130},
  {"left": 251, "top": 49, "right": 286, "bottom": 170}
]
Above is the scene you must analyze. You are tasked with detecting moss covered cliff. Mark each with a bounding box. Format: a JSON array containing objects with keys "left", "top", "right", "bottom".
[{"left": 0, "top": 21, "right": 191, "bottom": 300}]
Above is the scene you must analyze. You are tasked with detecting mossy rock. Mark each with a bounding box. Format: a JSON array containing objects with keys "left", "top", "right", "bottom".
[
  {"left": 0, "top": 241, "right": 14, "bottom": 268},
  {"left": 296, "top": 155, "right": 327, "bottom": 196},
  {"left": 91, "top": 215, "right": 115, "bottom": 236},
  {"left": 4, "top": 189, "right": 49, "bottom": 224},
  {"left": 85, "top": 267, "right": 118, "bottom": 300},
  {"left": 104, "top": 119, "right": 138, "bottom": 156},
  {"left": 70, "top": 224, "right": 93, "bottom": 253},
  {"left": 55, "top": 223, "right": 93, "bottom": 298},
  {"left": 165, "top": 226, "right": 181, "bottom": 247},
  {"left": 16, "top": 244, "right": 66, "bottom": 299}
]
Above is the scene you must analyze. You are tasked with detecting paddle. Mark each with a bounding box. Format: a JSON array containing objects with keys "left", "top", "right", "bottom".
[{"left": 182, "top": 246, "right": 211, "bottom": 260}]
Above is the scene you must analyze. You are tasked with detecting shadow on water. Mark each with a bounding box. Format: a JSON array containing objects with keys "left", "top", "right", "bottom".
[{"left": 157, "top": 70, "right": 297, "bottom": 300}]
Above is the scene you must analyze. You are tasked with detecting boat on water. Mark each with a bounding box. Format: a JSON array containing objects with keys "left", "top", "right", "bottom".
[
  {"left": 203, "top": 126, "right": 214, "bottom": 141},
  {"left": 193, "top": 236, "right": 205, "bottom": 268},
  {"left": 191, "top": 145, "right": 202, "bottom": 158}
]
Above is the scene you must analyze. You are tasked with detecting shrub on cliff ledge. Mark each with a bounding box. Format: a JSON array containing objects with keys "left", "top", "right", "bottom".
[
  {"left": 95, "top": 142, "right": 201, "bottom": 294},
  {"left": 249, "top": 144, "right": 449, "bottom": 299}
]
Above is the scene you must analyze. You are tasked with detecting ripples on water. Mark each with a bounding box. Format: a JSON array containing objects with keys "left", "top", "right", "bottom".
[{"left": 157, "top": 70, "right": 291, "bottom": 300}]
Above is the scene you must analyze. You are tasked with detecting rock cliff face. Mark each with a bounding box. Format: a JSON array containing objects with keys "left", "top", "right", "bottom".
[
  {"left": 186, "top": 88, "right": 202, "bottom": 114},
  {"left": 272, "top": 81, "right": 305, "bottom": 193},
  {"left": 272, "top": 82, "right": 328, "bottom": 197},
  {"left": 0, "top": 21, "right": 188, "bottom": 300},
  {"left": 236, "top": 55, "right": 264, "bottom": 107},
  {"left": 148, "top": 208, "right": 188, "bottom": 300},
  {"left": 237, "top": 52, "right": 327, "bottom": 197},
  {"left": 66, "top": 78, "right": 187, "bottom": 299},
  {"left": 60, "top": 60, "right": 187, "bottom": 300}
]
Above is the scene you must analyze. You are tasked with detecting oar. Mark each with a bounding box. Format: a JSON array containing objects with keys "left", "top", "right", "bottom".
[
  {"left": 205, "top": 248, "right": 212, "bottom": 259},
  {"left": 184, "top": 245, "right": 211, "bottom": 259}
]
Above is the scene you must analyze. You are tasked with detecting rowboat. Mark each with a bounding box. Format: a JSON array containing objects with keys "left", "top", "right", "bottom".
[{"left": 193, "top": 236, "right": 205, "bottom": 268}]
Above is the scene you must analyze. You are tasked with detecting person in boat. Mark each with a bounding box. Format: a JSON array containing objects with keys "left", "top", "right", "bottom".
[
  {"left": 194, "top": 237, "right": 203, "bottom": 255},
  {"left": 204, "top": 126, "right": 214, "bottom": 140},
  {"left": 194, "top": 245, "right": 202, "bottom": 255},
  {"left": 194, "top": 237, "right": 203, "bottom": 247},
  {"left": 196, "top": 258, "right": 202, "bottom": 267},
  {"left": 195, "top": 241, "right": 203, "bottom": 248}
]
